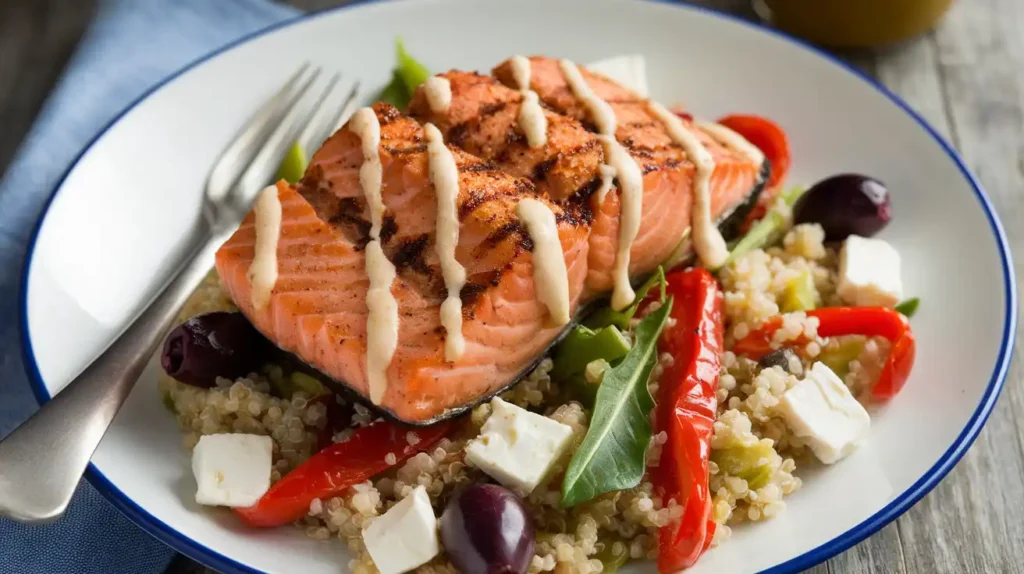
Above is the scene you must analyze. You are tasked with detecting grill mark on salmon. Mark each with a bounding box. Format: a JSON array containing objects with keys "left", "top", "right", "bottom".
[
  {"left": 409, "top": 70, "right": 604, "bottom": 204},
  {"left": 216, "top": 61, "right": 769, "bottom": 424},
  {"left": 493, "top": 56, "right": 764, "bottom": 294},
  {"left": 385, "top": 144, "right": 428, "bottom": 155},
  {"left": 531, "top": 156, "right": 559, "bottom": 181},
  {"left": 216, "top": 103, "right": 590, "bottom": 423},
  {"left": 392, "top": 234, "right": 431, "bottom": 274}
]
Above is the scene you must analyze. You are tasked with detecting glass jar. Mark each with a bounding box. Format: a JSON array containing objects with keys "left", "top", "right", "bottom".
[{"left": 754, "top": 0, "right": 955, "bottom": 49}]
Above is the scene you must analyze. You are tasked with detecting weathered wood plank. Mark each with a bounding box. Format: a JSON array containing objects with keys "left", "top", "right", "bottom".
[{"left": 887, "top": 1, "right": 1024, "bottom": 573}]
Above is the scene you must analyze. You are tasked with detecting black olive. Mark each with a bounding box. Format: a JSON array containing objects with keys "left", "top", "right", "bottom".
[
  {"left": 792, "top": 174, "right": 891, "bottom": 241},
  {"left": 440, "top": 484, "right": 535, "bottom": 574},
  {"left": 758, "top": 349, "right": 797, "bottom": 373},
  {"left": 160, "top": 312, "right": 267, "bottom": 387}
]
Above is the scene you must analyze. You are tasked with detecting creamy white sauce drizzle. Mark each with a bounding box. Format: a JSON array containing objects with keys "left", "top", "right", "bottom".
[
  {"left": 423, "top": 77, "right": 452, "bottom": 113},
  {"left": 424, "top": 123, "right": 467, "bottom": 362},
  {"left": 558, "top": 59, "right": 616, "bottom": 134},
  {"left": 559, "top": 59, "right": 642, "bottom": 310},
  {"left": 247, "top": 185, "right": 282, "bottom": 311},
  {"left": 351, "top": 107, "right": 398, "bottom": 405},
  {"left": 510, "top": 56, "right": 548, "bottom": 148},
  {"left": 516, "top": 198, "right": 571, "bottom": 326},
  {"left": 696, "top": 120, "right": 765, "bottom": 166},
  {"left": 594, "top": 164, "right": 617, "bottom": 204},
  {"left": 648, "top": 102, "right": 729, "bottom": 269}
]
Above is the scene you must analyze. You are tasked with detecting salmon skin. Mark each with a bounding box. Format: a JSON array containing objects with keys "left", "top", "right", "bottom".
[{"left": 216, "top": 57, "right": 769, "bottom": 424}]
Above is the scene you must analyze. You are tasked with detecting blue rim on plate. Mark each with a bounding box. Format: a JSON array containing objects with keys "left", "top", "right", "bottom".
[{"left": 17, "top": 2, "right": 1018, "bottom": 573}]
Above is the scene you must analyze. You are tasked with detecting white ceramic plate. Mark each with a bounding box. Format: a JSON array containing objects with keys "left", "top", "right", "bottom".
[{"left": 20, "top": 1, "right": 1017, "bottom": 572}]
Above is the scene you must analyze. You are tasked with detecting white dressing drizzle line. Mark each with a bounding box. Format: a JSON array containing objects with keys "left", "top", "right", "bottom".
[
  {"left": 558, "top": 59, "right": 616, "bottom": 134},
  {"left": 516, "top": 198, "right": 571, "bottom": 326},
  {"left": 247, "top": 185, "right": 282, "bottom": 311},
  {"left": 423, "top": 76, "right": 452, "bottom": 114},
  {"left": 559, "top": 59, "right": 642, "bottom": 311},
  {"left": 510, "top": 56, "right": 548, "bottom": 148},
  {"left": 424, "top": 123, "right": 467, "bottom": 362},
  {"left": 696, "top": 120, "right": 765, "bottom": 166},
  {"left": 648, "top": 102, "right": 729, "bottom": 269},
  {"left": 351, "top": 107, "right": 399, "bottom": 405}
]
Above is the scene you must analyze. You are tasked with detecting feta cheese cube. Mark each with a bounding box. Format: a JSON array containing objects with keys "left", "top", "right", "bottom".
[
  {"left": 191, "top": 433, "right": 272, "bottom": 507},
  {"left": 464, "top": 398, "right": 574, "bottom": 495},
  {"left": 362, "top": 486, "right": 440, "bottom": 574},
  {"left": 587, "top": 55, "right": 649, "bottom": 97},
  {"left": 778, "top": 362, "right": 871, "bottom": 464},
  {"left": 838, "top": 235, "right": 903, "bottom": 308}
]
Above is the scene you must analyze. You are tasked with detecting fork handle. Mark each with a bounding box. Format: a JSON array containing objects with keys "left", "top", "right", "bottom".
[{"left": 0, "top": 231, "right": 219, "bottom": 523}]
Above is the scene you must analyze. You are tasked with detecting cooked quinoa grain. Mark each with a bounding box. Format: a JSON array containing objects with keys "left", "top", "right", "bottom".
[{"left": 161, "top": 222, "right": 889, "bottom": 571}]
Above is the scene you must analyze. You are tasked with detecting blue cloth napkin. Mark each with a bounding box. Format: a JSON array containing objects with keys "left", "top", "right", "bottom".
[{"left": 0, "top": 1, "right": 299, "bottom": 572}]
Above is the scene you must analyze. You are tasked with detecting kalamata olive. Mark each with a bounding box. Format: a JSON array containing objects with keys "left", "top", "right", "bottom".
[
  {"left": 758, "top": 348, "right": 798, "bottom": 373},
  {"left": 792, "top": 174, "right": 891, "bottom": 241},
  {"left": 160, "top": 311, "right": 267, "bottom": 387},
  {"left": 440, "top": 484, "right": 535, "bottom": 574}
]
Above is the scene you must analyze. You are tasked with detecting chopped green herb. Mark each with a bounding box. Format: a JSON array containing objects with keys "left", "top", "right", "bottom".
[
  {"left": 561, "top": 298, "right": 673, "bottom": 507},
  {"left": 894, "top": 297, "right": 920, "bottom": 318}
]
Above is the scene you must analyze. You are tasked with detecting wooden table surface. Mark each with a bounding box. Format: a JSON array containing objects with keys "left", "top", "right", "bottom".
[{"left": 1, "top": 1, "right": 1020, "bottom": 573}]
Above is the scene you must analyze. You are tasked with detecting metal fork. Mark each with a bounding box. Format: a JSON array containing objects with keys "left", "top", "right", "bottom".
[{"left": 0, "top": 65, "right": 360, "bottom": 523}]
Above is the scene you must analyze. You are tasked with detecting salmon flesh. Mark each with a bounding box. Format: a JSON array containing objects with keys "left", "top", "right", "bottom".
[{"left": 215, "top": 61, "right": 767, "bottom": 424}]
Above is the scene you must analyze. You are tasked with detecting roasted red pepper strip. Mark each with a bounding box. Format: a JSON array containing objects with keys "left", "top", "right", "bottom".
[
  {"left": 652, "top": 268, "right": 724, "bottom": 572},
  {"left": 732, "top": 307, "right": 916, "bottom": 401},
  {"left": 716, "top": 114, "right": 791, "bottom": 227},
  {"left": 235, "top": 419, "right": 452, "bottom": 527}
]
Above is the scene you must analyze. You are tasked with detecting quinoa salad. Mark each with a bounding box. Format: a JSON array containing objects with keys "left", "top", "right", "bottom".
[{"left": 158, "top": 47, "right": 918, "bottom": 574}]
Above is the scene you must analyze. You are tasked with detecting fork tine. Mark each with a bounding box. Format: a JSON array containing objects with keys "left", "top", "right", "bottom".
[
  {"left": 206, "top": 63, "right": 312, "bottom": 200},
  {"left": 295, "top": 72, "right": 343, "bottom": 153},
  {"left": 236, "top": 69, "right": 325, "bottom": 195},
  {"left": 328, "top": 82, "right": 362, "bottom": 137}
]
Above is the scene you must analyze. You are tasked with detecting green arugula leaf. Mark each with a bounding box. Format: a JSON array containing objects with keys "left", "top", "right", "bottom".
[
  {"left": 894, "top": 297, "right": 920, "bottom": 318},
  {"left": 585, "top": 266, "right": 666, "bottom": 330},
  {"left": 561, "top": 297, "right": 674, "bottom": 507}
]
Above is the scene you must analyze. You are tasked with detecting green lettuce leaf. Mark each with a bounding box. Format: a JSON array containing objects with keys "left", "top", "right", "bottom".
[{"left": 561, "top": 297, "right": 674, "bottom": 507}]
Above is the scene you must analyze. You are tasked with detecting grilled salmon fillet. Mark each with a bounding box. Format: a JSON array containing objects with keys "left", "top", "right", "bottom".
[
  {"left": 408, "top": 71, "right": 603, "bottom": 204},
  {"left": 417, "top": 60, "right": 765, "bottom": 295},
  {"left": 214, "top": 58, "right": 770, "bottom": 423},
  {"left": 215, "top": 104, "right": 589, "bottom": 423}
]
